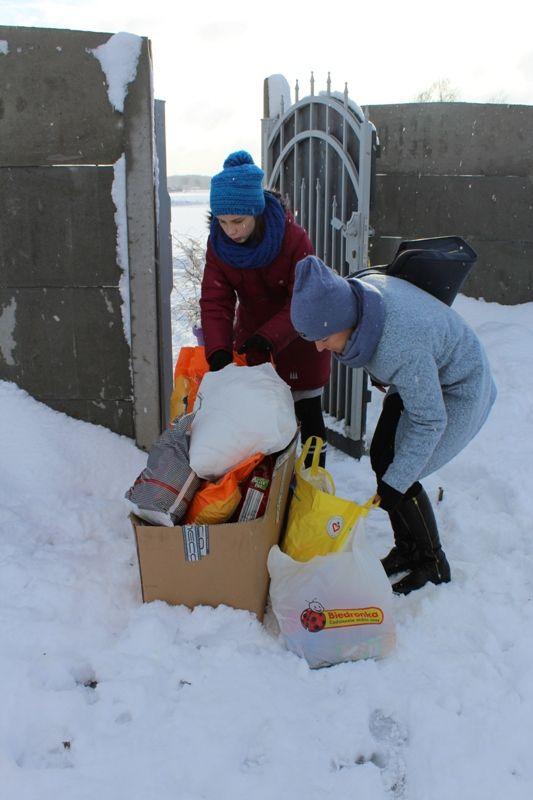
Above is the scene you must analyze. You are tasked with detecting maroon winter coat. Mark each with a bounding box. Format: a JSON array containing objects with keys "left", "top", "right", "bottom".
[{"left": 200, "top": 213, "right": 331, "bottom": 391}]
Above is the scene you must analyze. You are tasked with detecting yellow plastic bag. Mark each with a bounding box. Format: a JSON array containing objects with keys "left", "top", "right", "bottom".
[{"left": 282, "top": 437, "right": 374, "bottom": 562}]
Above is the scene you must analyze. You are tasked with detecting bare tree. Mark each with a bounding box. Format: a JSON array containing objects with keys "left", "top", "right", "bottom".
[
  {"left": 415, "top": 78, "right": 459, "bottom": 102},
  {"left": 484, "top": 90, "right": 509, "bottom": 103},
  {"left": 172, "top": 235, "right": 205, "bottom": 329}
]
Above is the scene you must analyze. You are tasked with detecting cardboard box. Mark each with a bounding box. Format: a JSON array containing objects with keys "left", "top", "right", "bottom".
[{"left": 131, "top": 436, "right": 297, "bottom": 621}]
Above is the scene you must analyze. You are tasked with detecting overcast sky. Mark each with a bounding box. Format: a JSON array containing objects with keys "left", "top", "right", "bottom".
[{"left": 2, "top": 0, "right": 533, "bottom": 175}]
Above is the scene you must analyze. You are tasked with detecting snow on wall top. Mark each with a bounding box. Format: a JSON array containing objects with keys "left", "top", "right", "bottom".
[
  {"left": 319, "top": 90, "right": 365, "bottom": 123},
  {"left": 88, "top": 31, "right": 142, "bottom": 113},
  {"left": 265, "top": 74, "right": 291, "bottom": 118}
]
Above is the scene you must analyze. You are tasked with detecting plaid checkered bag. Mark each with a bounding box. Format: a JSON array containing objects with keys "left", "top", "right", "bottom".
[{"left": 125, "top": 412, "right": 201, "bottom": 526}]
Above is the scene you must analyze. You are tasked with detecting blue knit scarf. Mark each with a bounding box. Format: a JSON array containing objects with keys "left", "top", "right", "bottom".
[
  {"left": 209, "top": 192, "right": 286, "bottom": 269},
  {"left": 335, "top": 280, "right": 386, "bottom": 368}
]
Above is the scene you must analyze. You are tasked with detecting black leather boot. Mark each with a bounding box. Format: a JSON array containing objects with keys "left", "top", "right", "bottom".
[
  {"left": 381, "top": 508, "right": 420, "bottom": 576},
  {"left": 391, "top": 488, "right": 451, "bottom": 595}
]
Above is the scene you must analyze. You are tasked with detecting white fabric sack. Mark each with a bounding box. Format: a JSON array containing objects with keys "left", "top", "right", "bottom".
[
  {"left": 189, "top": 363, "right": 297, "bottom": 480},
  {"left": 268, "top": 523, "right": 396, "bottom": 669}
]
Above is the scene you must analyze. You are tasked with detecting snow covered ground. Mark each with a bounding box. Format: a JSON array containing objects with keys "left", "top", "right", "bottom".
[{"left": 1, "top": 196, "right": 532, "bottom": 798}]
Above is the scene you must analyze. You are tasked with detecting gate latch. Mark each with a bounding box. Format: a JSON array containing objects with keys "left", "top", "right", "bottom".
[{"left": 331, "top": 211, "right": 369, "bottom": 271}]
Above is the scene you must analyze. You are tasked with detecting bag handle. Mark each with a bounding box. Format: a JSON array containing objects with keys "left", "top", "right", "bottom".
[
  {"left": 297, "top": 436, "right": 324, "bottom": 476},
  {"left": 364, "top": 495, "right": 381, "bottom": 511}
]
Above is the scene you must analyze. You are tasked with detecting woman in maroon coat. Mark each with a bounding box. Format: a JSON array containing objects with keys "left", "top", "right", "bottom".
[{"left": 200, "top": 150, "right": 331, "bottom": 464}]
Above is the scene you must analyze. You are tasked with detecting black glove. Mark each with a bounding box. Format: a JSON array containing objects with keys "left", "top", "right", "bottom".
[
  {"left": 238, "top": 334, "right": 272, "bottom": 355},
  {"left": 370, "top": 377, "right": 388, "bottom": 393},
  {"left": 208, "top": 349, "right": 232, "bottom": 372},
  {"left": 238, "top": 334, "right": 273, "bottom": 366},
  {"left": 376, "top": 478, "right": 404, "bottom": 513}
]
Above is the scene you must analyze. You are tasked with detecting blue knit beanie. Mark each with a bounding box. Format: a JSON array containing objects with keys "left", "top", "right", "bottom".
[
  {"left": 210, "top": 151, "right": 265, "bottom": 216},
  {"left": 291, "top": 256, "right": 360, "bottom": 340}
]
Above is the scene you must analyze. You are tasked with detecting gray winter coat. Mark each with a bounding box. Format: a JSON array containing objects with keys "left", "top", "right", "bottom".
[{"left": 340, "top": 274, "right": 497, "bottom": 494}]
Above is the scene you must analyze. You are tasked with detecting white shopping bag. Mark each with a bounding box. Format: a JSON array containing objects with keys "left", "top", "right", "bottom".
[
  {"left": 189, "top": 363, "right": 297, "bottom": 480},
  {"left": 268, "top": 522, "right": 396, "bottom": 669}
]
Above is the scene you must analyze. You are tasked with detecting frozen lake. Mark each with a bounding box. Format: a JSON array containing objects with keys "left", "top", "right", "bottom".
[{"left": 170, "top": 190, "right": 209, "bottom": 243}]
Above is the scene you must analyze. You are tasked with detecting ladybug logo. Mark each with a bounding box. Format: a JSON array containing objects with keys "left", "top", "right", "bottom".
[
  {"left": 300, "top": 599, "right": 326, "bottom": 633},
  {"left": 326, "top": 516, "right": 344, "bottom": 539}
]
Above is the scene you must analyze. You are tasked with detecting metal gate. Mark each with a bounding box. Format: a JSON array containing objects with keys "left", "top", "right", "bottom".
[{"left": 261, "top": 73, "right": 377, "bottom": 457}]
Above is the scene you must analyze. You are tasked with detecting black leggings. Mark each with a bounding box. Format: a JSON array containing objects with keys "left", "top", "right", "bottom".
[
  {"left": 294, "top": 396, "right": 327, "bottom": 467},
  {"left": 370, "top": 393, "right": 421, "bottom": 498}
]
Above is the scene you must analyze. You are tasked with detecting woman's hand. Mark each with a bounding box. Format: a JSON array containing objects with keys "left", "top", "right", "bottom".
[
  {"left": 375, "top": 479, "right": 404, "bottom": 512},
  {"left": 238, "top": 334, "right": 273, "bottom": 366},
  {"left": 208, "top": 350, "right": 232, "bottom": 371}
]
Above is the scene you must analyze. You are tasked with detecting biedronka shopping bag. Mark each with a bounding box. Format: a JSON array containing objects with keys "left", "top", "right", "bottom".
[
  {"left": 282, "top": 436, "right": 371, "bottom": 561},
  {"left": 268, "top": 523, "right": 396, "bottom": 668},
  {"left": 269, "top": 436, "right": 395, "bottom": 668},
  {"left": 268, "top": 524, "right": 396, "bottom": 668}
]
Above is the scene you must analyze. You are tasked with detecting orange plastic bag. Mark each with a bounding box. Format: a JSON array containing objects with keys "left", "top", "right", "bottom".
[
  {"left": 184, "top": 452, "right": 263, "bottom": 525},
  {"left": 169, "top": 346, "right": 247, "bottom": 423},
  {"left": 169, "top": 347, "right": 208, "bottom": 422}
]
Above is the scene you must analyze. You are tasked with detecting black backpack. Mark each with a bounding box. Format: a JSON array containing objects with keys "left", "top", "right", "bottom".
[{"left": 355, "top": 236, "right": 477, "bottom": 307}]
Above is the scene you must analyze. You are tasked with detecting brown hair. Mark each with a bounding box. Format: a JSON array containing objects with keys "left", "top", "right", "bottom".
[{"left": 209, "top": 190, "right": 288, "bottom": 244}]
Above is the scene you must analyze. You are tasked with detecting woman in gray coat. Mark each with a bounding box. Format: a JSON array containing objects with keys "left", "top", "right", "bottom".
[{"left": 290, "top": 255, "right": 497, "bottom": 594}]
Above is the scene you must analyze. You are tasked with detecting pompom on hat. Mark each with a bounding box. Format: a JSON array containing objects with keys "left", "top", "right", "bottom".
[
  {"left": 210, "top": 150, "right": 265, "bottom": 217},
  {"left": 290, "top": 255, "right": 360, "bottom": 341}
]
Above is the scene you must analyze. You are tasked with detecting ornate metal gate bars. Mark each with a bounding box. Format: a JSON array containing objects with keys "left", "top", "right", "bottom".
[{"left": 261, "top": 73, "right": 377, "bottom": 457}]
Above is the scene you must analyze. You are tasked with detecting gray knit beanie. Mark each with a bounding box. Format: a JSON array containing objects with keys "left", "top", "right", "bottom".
[{"left": 291, "top": 255, "right": 360, "bottom": 340}]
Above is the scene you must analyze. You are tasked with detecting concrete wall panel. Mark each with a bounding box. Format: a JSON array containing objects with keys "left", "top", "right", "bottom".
[
  {"left": 122, "top": 38, "right": 162, "bottom": 448},
  {"left": 0, "top": 26, "right": 123, "bottom": 166},
  {"left": 369, "top": 236, "right": 533, "bottom": 305},
  {"left": 0, "top": 26, "right": 170, "bottom": 447},
  {"left": 0, "top": 287, "right": 132, "bottom": 400},
  {"left": 372, "top": 174, "right": 533, "bottom": 242},
  {"left": 366, "top": 103, "right": 533, "bottom": 177},
  {"left": 366, "top": 102, "right": 533, "bottom": 303},
  {"left": 44, "top": 398, "right": 134, "bottom": 438},
  {"left": 461, "top": 239, "right": 533, "bottom": 304},
  {"left": 0, "top": 166, "right": 118, "bottom": 287}
]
